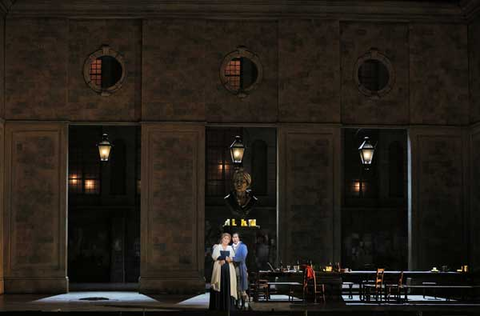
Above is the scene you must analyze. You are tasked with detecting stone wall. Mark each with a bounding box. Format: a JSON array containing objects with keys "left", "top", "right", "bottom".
[
  {"left": 278, "top": 20, "right": 340, "bottom": 123},
  {"left": 0, "top": 121, "right": 4, "bottom": 294},
  {"left": 0, "top": 15, "right": 4, "bottom": 294},
  {"left": 3, "top": 18, "right": 471, "bottom": 126},
  {"left": 3, "top": 122, "right": 68, "bottom": 293},
  {"left": 143, "top": 20, "right": 206, "bottom": 121},
  {"left": 278, "top": 126, "right": 341, "bottom": 265},
  {"left": 341, "top": 22, "right": 409, "bottom": 125},
  {"left": 470, "top": 125, "right": 480, "bottom": 270},
  {"left": 204, "top": 20, "right": 278, "bottom": 123},
  {"left": 409, "top": 128, "right": 467, "bottom": 269},
  {"left": 470, "top": 17, "right": 480, "bottom": 124},
  {"left": 68, "top": 19, "right": 142, "bottom": 121},
  {"left": 0, "top": 15, "right": 477, "bottom": 293},
  {"left": 5, "top": 19, "right": 68, "bottom": 120},
  {"left": 0, "top": 16, "right": 4, "bottom": 120},
  {"left": 140, "top": 123, "right": 204, "bottom": 293},
  {"left": 410, "top": 24, "right": 469, "bottom": 125}
]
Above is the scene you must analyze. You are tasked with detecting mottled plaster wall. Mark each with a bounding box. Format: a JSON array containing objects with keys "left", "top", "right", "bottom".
[
  {"left": 140, "top": 124, "right": 204, "bottom": 293},
  {"left": 341, "top": 22, "right": 409, "bottom": 125},
  {"left": 470, "top": 126, "right": 480, "bottom": 270},
  {"left": 5, "top": 18, "right": 68, "bottom": 120},
  {"left": 279, "top": 126, "right": 341, "bottom": 265},
  {"left": 143, "top": 20, "right": 205, "bottom": 121},
  {"left": 4, "top": 122, "right": 67, "bottom": 293},
  {"left": 68, "top": 19, "right": 142, "bottom": 121},
  {"left": 278, "top": 20, "right": 340, "bottom": 123},
  {"left": 205, "top": 20, "right": 278, "bottom": 123},
  {"left": 0, "top": 121, "right": 4, "bottom": 294},
  {"left": 410, "top": 24, "right": 469, "bottom": 125},
  {"left": 2, "top": 18, "right": 473, "bottom": 127},
  {"left": 410, "top": 128, "right": 466, "bottom": 270},
  {"left": 470, "top": 17, "right": 480, "bottom": 124},
  {"left": 0, "top": 16, "right": 4, "bottom": 120}
]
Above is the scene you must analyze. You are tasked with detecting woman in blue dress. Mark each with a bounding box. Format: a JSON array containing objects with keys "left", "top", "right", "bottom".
[{"left": 209, "top": 233, "right": 237, "bottom": 310}]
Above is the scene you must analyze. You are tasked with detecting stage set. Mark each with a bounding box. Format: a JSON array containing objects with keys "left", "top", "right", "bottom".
[{"left": 1, "top": 0, "right": 480, "bottom": 315}]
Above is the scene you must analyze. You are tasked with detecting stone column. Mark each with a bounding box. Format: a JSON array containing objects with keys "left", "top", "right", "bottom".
[
  {"left": 278, "top": 125, "right": 341, "bottom": 266},
  {"left": 140, "top": 123, "right": 205, "bottom": 293},
  {"left": 409, "top": 127, "right": 467, "bottom": 270},
  {"left": 4, "top": 122, "right": 68, "bottom": 293}
]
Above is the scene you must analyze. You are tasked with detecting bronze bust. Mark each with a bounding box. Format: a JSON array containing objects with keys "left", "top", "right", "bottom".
[{"left": 224, "top": 168, "right": 257, "bottom": 218}]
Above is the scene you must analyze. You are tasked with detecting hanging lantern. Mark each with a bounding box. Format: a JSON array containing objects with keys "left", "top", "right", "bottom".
[
  {"left": 229, "top": 135, "right": 245, "bottom": 165},
  {"left": 97, "top": 133, "right": 113, "bottom": 162},
  {"left": 358, "top": 136, "right": 375, "bottom": 165}
]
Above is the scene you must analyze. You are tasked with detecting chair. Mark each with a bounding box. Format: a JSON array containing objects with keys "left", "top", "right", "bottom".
[
  {"left": 422, "top": 281, "right": 437, "bottom": 300},
  {"left": 257, "top": 279, "right": 270, "bottom": 301},
  {"left": 248, "top": 272, "right": 269, "bottom": 302},
  {"left": 303, "top": 265, "right": 326, "bottom": 303},
  {"left": 365, "top": 268, "right": 385, "bottom": 301},
  {"left": 386, "top": 271, "right": 404, "bottom": 302}
]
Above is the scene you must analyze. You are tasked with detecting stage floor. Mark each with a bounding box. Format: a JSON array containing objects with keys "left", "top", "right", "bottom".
[{"left": 0, "top": 292, "right": 479, "bottom": 314}]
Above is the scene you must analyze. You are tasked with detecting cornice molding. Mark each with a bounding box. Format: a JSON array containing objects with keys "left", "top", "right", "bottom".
[
  {"left": 4, "top": 0, "right": 465, "bottom": 23},
  {"left": 0, "top": 0, "right": 14, "bottom": 16},
  {"left": 460, "top": 0, "right": 480, "bottom": 22}
]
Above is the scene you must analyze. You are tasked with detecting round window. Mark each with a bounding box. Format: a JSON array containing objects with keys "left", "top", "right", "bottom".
[
  {"left": 220, "top": 47, "right": 263, "bottom": 98},
  {"left": 354, "top": 49, "right": 394, "bottom": 98},
  {"left": 83, "top": 46, "right": 126, "bottom": 96}
]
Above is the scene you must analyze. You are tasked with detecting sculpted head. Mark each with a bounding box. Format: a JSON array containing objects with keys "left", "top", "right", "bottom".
[{"left": 232, "top": 169, "right": 252, "bottom": 193}]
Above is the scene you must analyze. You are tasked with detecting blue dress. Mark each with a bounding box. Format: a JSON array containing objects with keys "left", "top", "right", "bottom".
[{"left": 209, "top": 249, "right": 235, "bottom": 311}]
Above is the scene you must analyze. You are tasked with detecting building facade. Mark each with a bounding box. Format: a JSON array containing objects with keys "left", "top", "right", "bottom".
[{"left": 0, "top": 0, "right": 479, "bottom": 294}]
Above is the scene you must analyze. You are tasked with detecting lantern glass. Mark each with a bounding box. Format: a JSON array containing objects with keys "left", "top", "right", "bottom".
[
  {"left": 97, "top": 133, "right": 112, "bottom": 161},
  {"left": 229, "top": 136, "right": 245, "bottom": 165},
  {"left": 358, "top": 137, "right": 375, "bottom": 165}
]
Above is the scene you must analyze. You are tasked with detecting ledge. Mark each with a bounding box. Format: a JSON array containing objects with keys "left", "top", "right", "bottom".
[{"left": 4, "top": 0, "right": 465, "bottom": 22}]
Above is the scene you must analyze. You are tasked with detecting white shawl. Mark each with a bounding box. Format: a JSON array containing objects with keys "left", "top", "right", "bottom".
[{"left": 210, "top": 244, "right": 237, "bottom": 300}]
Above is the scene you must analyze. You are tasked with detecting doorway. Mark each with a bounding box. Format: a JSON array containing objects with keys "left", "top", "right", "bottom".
[
  {"left": 67, "top": 125, "right": 141, "bottom": 288},
  {"left": 341, "top": 128, "right": 408, "bottom": 270},
  {"left": 204, "top": 127, "right": 277, "bottom": 281}
]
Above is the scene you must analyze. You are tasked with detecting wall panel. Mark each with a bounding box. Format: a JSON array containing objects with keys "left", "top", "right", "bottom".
[
  {"left": 140, "top": 123, "right": 204, "bottom": 293},
  {"left": 142, "top": 20, "right": 206, "bottom": 121},
  {"left": 470, "top": 125, "right": 480, "bottom": 270},
  {"left": 0, "top": 16, "right": 4, "bottom": 119},
  {"left": 205, "top": 20, "right": 278, "bottom": 123},
  {"left": 5, "top": 18, "right": 68, "bottom": 120},
  {"left": 340, "top": 22, "right": 409, "bottom": 125},
  {"left": 0, "top": 121, "right": 4, "bottom": 294},
  {"left": 279, "top": 20, "right": 340, "bottom": 123},
  {"left": 278, "top": 125, "right": 341, "bottom": 265},
  {"left": 68, "top": 19, "right": 141, "bottom": 121},
  {"left": 410, "top": 24, "right": 468, "bottom": 125},
  {"left": 4, "top": 122, "right": 67, "bottom": 293},
  {"left": 410, "top": 127, "right": 466, "bottom": 269},
  {"left": 470, "top": 18, "right": 480, "bottom": 124}
]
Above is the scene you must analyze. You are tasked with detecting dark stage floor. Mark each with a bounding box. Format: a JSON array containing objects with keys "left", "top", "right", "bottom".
[{"left": 0, "top": 291, "right": 479, "bottom": 315}]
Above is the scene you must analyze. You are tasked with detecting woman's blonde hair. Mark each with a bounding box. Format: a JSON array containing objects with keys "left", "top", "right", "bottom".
[{"left": 220, "top": 232, "right": 232, "bottom": 243}]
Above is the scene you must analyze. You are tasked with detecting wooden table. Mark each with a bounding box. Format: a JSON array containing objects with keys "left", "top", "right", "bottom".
[{"left": 340, "top": 270, "right": 474, "bottom": 302}]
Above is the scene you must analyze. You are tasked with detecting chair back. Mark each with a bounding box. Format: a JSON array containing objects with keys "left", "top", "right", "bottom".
[
  {"left": 375, "top": 268, "right": 385, "bottom": 289},
  {"left": 303, "top": 265, "right": 314, "bottom": 286},
  {"left": 398, "top": 271, "right": 404, "bottom": 287}
]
